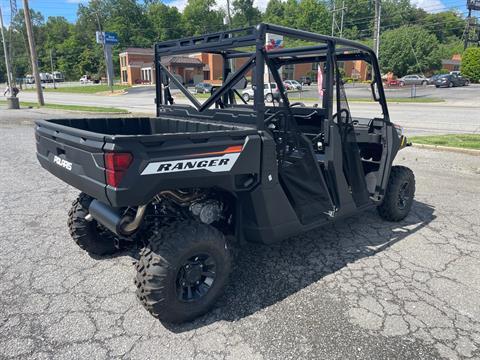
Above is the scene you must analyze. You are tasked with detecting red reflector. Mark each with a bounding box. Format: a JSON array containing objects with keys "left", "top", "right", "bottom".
[{"left": 104, "top": 152, "right": 133, "bottom": 188}]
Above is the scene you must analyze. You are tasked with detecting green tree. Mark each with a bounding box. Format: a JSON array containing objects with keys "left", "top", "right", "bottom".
[
  {"left": 421, "top": 11, "right": 465, "bottom": 43},
  {"left": 379, "top": 25, "right": 440, "bottom": 76},
  {"left": 263, "top": 0, "right": 286, "bottom": 25},
  {"left": 461, "top": 47, "right": 480, "bottom": 83},
  {"left": 296, "top": 0, "right": 331, "bottom": 35},
  {"left": 231, "top": 0, "right": 262, "bottom": 27},
  {"left": 182, "top": 0, "right": 224, "bottom": 35},
  {"left": 147, "top": 3, "right": 184, "bottom": 41},
  {"left": 105, "top": 0, "right": 153, "bottom": 47}
]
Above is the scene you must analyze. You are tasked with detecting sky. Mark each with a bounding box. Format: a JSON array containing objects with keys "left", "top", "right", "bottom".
[{"left": 0, "top": 0, "right": 462, "bottom": 26}]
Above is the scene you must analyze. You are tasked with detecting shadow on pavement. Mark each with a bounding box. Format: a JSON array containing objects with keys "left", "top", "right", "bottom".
[{"left": 164, "top": 200, "right": 435, "bottom": 332}]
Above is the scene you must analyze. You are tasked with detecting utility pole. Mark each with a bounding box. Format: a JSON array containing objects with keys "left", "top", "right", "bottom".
[
  {"left": 23, "top": 0, "right": 44, "bottom": 105},
  {"left": 226, "top": 0, "right": 233, "bottom": 28},
  {"left": 0, "top": 5, "right": 13, "bottom": 92},
  {"left": 373, "top": 0, "right": 382, "bottom": 56},
  {"left": 50, "top": 49, "right": 56, "bottom": 89},
  {"left": 331, "top": 0, "right": 347, "bottom": 37},
  {"left": 464, "top": 0, "right": 480, "bottom": 49}
]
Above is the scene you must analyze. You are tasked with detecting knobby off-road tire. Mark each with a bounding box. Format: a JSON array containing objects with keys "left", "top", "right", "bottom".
[
  {"left": 135, "top": 220, "right": 231, "bottom": 323},
  {"left": 67, "top": 193, "right": 119, "bottom": 256},
  {"left": 377, "top": 166, "right": 416, "bottom": 222}
]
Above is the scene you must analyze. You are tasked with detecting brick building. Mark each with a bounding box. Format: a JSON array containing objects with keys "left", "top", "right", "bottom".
[
  {"left": 441, "top": 54, "right": 462, "bottom": 72},
  {"left": 119, "top": 48, "right": 369, "bottom": 86}
]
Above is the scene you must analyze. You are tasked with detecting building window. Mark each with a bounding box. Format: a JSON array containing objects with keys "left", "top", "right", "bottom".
[
  {"left": 283, "top": 64, "right": 294, "bottom": 80},
  {"left": 121, "top": 70, "right": 128, "bottom": 83}
]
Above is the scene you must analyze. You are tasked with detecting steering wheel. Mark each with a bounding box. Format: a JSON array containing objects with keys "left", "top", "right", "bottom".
[{"left": 290, "top": 102, "right": 306, "bottom": 107}]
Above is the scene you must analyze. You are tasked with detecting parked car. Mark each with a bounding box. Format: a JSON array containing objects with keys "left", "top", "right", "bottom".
[
  {"left": 398, "top": 74, "right": 429, "bottom": 86},
  {"left": 434, "top": 74, "right": 470, "bottom": 88},
  {"left": 194, "top": 82, "right": 213, "bottom": 94},
  {"left": 428, "top": 74, "right": 442, "bottom": 85},
  {"left": 52, "top": 71, "right": 65, "bottom": 82},
  {"left": 383, "top": 78, "right": 399, "bottom": 86},
  {"left": 80, "top": 75, "right": 100, "bottom": 84},
  {"left": 39, "top": 72, "right": 53, "bottom": 83},
  {"left": 25, "top": 74, "right": 35, "bottom": 84},
  {"left": 299, "top": 76, "right": 312, "bottom": 86},
  {"left": 242, "top": 82, "right": 280, "bottom": 102},
  {"left": 283, "top": 79, "right": 302, "bottom": 91}
]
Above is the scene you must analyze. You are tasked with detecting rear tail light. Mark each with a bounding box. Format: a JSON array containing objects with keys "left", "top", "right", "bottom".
[{"left": 104, "top": 152, "right": 133, "bottom": 188}]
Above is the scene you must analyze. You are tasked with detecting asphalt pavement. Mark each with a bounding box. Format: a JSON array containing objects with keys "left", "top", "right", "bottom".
[{"left": 1, "top": 112, "right": 480, "bottom": 359}]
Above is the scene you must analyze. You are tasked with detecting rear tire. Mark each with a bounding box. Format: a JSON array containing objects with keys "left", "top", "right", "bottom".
[
  {"left": 67, "top": 193, "right": 119, "bottom": 256},
  {"left": 135, "top": 221, "right": 231, "bottom": 323},
  {"left": 242, "top": 93, "right": 250, "bottom": 102},
  {"left": 377, "top": 166, "right": 415, "bottom": 222},
  {"left": 265, "top": 93, "right": 274, "bottom": 103}
]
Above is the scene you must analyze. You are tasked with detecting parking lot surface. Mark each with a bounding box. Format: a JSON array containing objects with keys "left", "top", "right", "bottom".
[{"left": 1, "top": 118, "right": 480, "bottom": 359}]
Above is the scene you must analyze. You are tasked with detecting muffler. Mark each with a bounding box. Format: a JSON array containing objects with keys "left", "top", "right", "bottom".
[{"left": 88, "top": 200, "right": 146, "bottom": 237}]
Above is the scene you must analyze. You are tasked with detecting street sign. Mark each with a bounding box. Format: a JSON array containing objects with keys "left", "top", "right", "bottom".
[
  {"left": 96, "top": 31, "right": 119, "bottom": 45},
  {"left": 104, "top": 32, "right": 119, "bottom": 45}
]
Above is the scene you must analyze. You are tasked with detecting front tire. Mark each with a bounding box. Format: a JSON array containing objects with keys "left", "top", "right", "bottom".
[
  {"left": 135, "top": 221, "right": 231, "bottom": 323},
  {"left": 265, "top": 93, "right": 274, "bottom": 103},
  {"left": 67, "top": 193, "right": 119, "bottom": 256},
  {"left": 377, "top": 166, "right": 415, "bottom": 222},
  {"left": 242, "top": 93, "right": 250, "bottom": 102}
]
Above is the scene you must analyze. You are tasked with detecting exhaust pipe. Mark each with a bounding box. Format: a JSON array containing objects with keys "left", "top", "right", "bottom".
[{"left": 88, "top": 200, "right": 146, "bottom": 237}]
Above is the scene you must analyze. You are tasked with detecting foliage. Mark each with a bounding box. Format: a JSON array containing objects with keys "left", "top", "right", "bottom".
[
  {"left": 0, "top": 0, "right": 470, "bottom": 83},
  {"left": 182, "top": 0, "right": 224, "bottom": 35},
  {"left": 433, "top": 68, "right": 450, "bottom": 75},
  {"left": 461, "top": 47, "right": 480, "bottom": 83},
  {"left": 231, "top": 0, "right": 262, "bottom": 27},
  {"left": 421, "top": 11, "right": 465, "bottom": 43},
  {"left": 147, "top": 3, "right": 184, "bottom": 41},
  {"left": 379, "top": 25, "right": 440, "bottom": 76}
]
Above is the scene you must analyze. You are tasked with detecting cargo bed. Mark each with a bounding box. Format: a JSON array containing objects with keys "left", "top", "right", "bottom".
[{"left": 35, "top": 116, "right": 261, "bottom": 207}]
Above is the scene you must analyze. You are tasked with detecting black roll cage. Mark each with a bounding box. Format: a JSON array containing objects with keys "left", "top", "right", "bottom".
[{"left": 154, "top": 23, "right": 390, "bottom": 131}]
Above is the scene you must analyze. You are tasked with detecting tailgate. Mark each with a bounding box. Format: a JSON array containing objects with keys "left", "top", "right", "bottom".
[{"left": 35, "top": 120, "right": 110, "bottom": 204}]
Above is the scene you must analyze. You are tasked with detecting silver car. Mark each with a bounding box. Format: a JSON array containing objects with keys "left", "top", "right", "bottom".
[{"left": 399, "top": 74, "right": 429, "bottom": 86}]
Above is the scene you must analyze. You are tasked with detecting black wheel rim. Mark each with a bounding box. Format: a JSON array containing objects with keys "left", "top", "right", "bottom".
[
  {"left": 176, "top": 254, "right": 217, "bottom": 302},
  {"left": 397, "top": 181, "right": 411, "bottom": 210}
]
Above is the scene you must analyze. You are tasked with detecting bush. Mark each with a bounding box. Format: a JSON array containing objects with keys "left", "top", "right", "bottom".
[
  {"left": 461, "top": 48, "right": 480, "bottom": 83},
  {"left": 434, "top": 68, "right": 450, "bottom": 75}
]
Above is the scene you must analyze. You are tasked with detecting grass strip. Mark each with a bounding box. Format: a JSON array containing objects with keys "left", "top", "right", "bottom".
[
  {"left": 410, "top": 134, "right": 480, "bottom": 150},
  {"left": 0, "top": 100, "right": 128, "bottom": 113},
  {"left": 22, "top": 85, "right": 130, "bottom": 94}
]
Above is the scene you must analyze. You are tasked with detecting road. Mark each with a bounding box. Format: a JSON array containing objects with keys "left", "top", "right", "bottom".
[
  {"left": 16, "top": 85, "right": 480, "bottom": 136},
  {"left": 1, "top": 113, "right": 480, "bottom": 359}
]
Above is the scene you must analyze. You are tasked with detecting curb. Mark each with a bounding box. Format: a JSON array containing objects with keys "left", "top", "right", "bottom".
[{"left": 412, "top": 143, "right": 480, "bottom": 156}]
